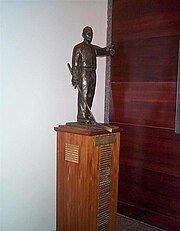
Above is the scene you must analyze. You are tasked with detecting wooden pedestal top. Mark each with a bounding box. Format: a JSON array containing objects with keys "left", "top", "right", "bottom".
[{"left": 54, "top": 122, "right": 121, "bottom": 136}]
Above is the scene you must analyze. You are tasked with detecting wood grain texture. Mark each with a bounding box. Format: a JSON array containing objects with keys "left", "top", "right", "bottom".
[
  {"left": 56, "top": 131, "right": 98, "bottom": 231},
  {"left": 110, "top": 0, "right": 180, "bottom": 230},
  {"left": 110, "top": 82, "right": 177, "bottom": 128},
  {"left": 111, "top": 36, "right": 179, "bottom": 83},
  {"left": 55, "top": 125, "right": 120, "bottom": 231},
  {"left": 119, "top": 168, "right": 180, "bottom": 219},
  {"left": 111, "top": 122, "right": 180, "bottom": 230},
  {"left": 112, "top": 0, "right": 180, "bottom": 42},
  {"left": 117, "top": 123, "right": 180, "bottom": 175}
]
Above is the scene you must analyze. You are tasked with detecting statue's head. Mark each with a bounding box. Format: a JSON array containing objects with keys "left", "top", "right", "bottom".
[{"left": 82, "top": 26, "right": 93, "bottom": 43}]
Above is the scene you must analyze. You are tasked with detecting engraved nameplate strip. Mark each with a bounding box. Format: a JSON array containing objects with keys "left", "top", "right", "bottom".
[
  {"left": 94, "top": 134, "right": 116, "bottom": 147},
  {"left": 98, "top": 145, "right": 112, "bottom": 230},
  {"left": 65, "top": 143, "right": 79, "bottom": 163}
]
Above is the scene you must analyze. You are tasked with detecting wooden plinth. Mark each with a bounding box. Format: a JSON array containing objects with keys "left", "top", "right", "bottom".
[{"left": 54, "top": 124, "right": 121, "bottom": 231}]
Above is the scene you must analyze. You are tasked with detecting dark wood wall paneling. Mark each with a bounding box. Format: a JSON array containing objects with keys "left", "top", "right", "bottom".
[{"left": 110, "top": 1, "right": 180, "bottom": 230}]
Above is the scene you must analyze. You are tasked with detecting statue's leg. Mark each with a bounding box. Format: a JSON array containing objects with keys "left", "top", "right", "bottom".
[
  {"left": 77, "top": 69, "right": 90, "bottom": 123},
  {"left": 86, "top": 70, "right": 96, "bottom": 121}
]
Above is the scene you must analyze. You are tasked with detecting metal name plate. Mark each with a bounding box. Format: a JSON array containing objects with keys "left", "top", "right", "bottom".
[
  {"left": 94, "top": 134, "right": 116, "bottom": 147},
  {"left": 65, "top": 143, "right": 79, "bottom": 163}
]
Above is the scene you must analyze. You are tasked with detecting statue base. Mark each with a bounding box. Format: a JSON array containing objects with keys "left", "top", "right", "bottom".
[{"left": 66, "top": 121, "right": 120, "bottom": 133}]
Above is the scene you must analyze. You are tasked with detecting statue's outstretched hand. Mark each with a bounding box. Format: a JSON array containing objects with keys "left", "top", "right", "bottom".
[{"left": 107, "top": 44, "right": 115, "bottom": 56}]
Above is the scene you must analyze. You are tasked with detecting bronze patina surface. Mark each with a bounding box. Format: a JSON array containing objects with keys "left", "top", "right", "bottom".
[{"left": 69, "top": 26, "right": 115, "bottom": 124}]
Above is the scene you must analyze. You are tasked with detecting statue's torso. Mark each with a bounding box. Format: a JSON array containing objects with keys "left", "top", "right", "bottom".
[{"left": 75, "top": 42, "right": 97, "bottom": 69}]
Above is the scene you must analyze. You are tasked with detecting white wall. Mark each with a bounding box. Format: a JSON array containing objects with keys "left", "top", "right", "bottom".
[{"left": 1, "top": 1, "right": 107, "bottom": 230}]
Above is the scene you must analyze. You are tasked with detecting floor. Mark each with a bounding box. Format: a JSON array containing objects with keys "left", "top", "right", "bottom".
[{"left": 116, "top": 214, "right": 166, "bottom": 231}]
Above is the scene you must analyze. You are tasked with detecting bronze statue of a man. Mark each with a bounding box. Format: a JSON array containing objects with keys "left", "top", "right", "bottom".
[{"left": 71, "top": 26, "right": 115, "bottom": 124}]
